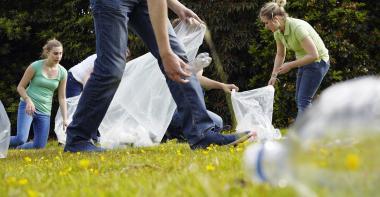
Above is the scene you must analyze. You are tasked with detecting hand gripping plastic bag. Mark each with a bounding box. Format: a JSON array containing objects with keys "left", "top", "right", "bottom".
[
  {"left": 0, "top": 101, "right": 10, "bottom": 158},
  {"left": 231, "top": 85, "right": 281, "bottom": 141},
  {"left": 99, "top": 21, "right": 206, "bottom": 148},
  {"left": 54, "top": 95, "right": 81, "bottom": 144}
]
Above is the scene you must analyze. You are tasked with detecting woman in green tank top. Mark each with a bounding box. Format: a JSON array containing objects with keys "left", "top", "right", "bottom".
[{"left": 10, "top": 39, "right": 68, "bottom": 149}]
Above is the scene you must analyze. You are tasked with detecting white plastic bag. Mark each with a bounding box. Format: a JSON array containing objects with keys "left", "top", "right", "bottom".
[
  {"left": 0, "top": 100, "right": 10, "bottom": 158},
  {"left": 231, "top": 85, "right": 281, "bottom": 141},
  {"left": 54, "top": 95, "right": 80, "bottom": 144},
  {"left": 100, "top": 21, "right": 206, "bottom": 148}
]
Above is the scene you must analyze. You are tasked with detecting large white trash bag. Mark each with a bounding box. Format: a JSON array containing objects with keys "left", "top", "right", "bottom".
[
  {"left": 231, "top": 85, "right": 281, "bottom": 141},
  {"left": 0, "top": 101, "right": 10, "bottom": 158},
  {"left": 100, "top": 21, "right": 206, "bottom": 148},
  {"left": 54, "top": 95, "right": 80, "bottom": 144}
]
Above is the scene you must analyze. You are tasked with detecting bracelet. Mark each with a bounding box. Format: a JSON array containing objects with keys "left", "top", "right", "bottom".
[{"left": 271, "top": 73, "right": 278, "bottom": 78}]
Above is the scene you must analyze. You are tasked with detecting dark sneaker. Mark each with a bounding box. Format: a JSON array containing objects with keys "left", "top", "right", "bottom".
[
  {"left": 216, "top": 125, "right": 233, "bottom": 133},
  {"left": 190, "top": 130, "right": 253, "bottom": 150},
  {"left": 64, "top": 141, "right": 106, "bottom": 153}
]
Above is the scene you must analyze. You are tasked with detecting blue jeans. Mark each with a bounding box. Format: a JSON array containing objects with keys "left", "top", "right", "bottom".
[
  {"left": 296, "top": 60, "right": 329, "bottom": 118},
  {"left": 66, "top": 72, "right": 83, "bottom": 98},
  {"left": 10, "top": 101, "right": 50, "bottom": 149},
  {"left": 167, "top": 109, "right": 223, "bottom": 141},
  {"left": 66, "top": 0, "right": 215, "bottom": 146}
]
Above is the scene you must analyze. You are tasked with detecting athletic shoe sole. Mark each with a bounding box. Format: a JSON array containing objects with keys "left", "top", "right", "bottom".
[{"left": 227, "top": 131, "right": 254, "bottom": 146}]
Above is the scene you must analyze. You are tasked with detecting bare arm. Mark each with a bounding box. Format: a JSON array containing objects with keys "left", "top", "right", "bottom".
[
  {"left": 278, "top": 36, "right": 319, "bottom": 75},
  {"left": 196, "top": 72, "right": 239, "bottom": 93},
  {"left": 167, "top": 0, "right": 203, "bottom": 23},
  {"left": 268, "top": 41, "right": 286, "bottom": 85},
  {"left": 17, "top": 65, "right": 36, "bottom": 115},
  {"left": 147, "top": 0, "right": 191, "bottom": 83},
  {"left": 58, "top": 76, "right": 68, "bottom": 130}
]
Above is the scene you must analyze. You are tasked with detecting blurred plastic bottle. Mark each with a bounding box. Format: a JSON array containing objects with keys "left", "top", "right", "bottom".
[
  {"left": 244, "top": 77, "right": 380, "bottom": 197},
  {"left": 189, "top": 52, "right": 212, "bottom": 74},
  {"left": 0, "top": 100, "right": 10, "bottom": 158}
]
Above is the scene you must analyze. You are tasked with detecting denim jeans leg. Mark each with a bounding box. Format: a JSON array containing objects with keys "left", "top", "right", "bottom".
[
  {"left": 66, "top": 72, "right": 83, "bottom": 98},
  {"left": 128, "top": 3, "right": 214, "bottom": 145},
  {"left": 18, "top": 112, "right": 50, "bottom": 149},
  {"left": 296, "top": 61, "right": 329, "bottom": 118},
  {"left": 207, "top": 110, "right": 223, "bottom": 130},
  {"left": 10, "top": 101, "right": 33, "bottom": 147},
  {"left": 66, "top": 1, "right": 133, "bottom": 144}
]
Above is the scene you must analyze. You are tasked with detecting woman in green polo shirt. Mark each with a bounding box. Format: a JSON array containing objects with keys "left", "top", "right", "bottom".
[
  {"left": 259, "top": 0, "right": 330, "bottom": 118},
  {"left": 10, "top": 39, "right": 68, "bottom": 149}
]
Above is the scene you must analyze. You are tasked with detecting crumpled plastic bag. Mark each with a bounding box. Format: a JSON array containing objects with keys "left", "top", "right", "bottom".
[
  {"left": 99, "top": 21, "right": 206, "bottom": 148},
  {"left": 55, "top": 95, "right": 80, "bottom": 144},
  {"left": 231, "top": 85, "right": 281, "bottom": 141},
  {"left": 0, "top": 100, "right": 10, "bottom": 158}
]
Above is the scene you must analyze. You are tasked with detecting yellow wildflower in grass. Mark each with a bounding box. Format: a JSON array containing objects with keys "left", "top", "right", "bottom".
[
  {"left": 6, "top": 176, "right": 17, "bottom": 185},
  {"left": 18, "top": 178, "right": 28, "bottom": 185},
  {"left": 79, "top": 159, "right": 91, "bottom": 169},
  {"left": 141, "top": 149, "right": 145, "bottom": 153},
  {"left": 176, "top": 150, "right": 183, "bottom": 156},
  {"left": 206, "top": 164, "right": 215, "bottom": 171},
  {"left": 27, "top": 189, "right": 38, "bottom": 197},
  {"left": 235, "top": 147, "right": 243, "bottom": 152},
  {"left": 345, "top": 154, "right": 360, "bottom": 170},
  {"left": 24, "top": 157, "right": 32, "bottom": 162},
  {"left": 55, "top": 156, "right": 60, "bottom": 161},
  {"left": 229, "top": 148, "right": 235, "bottom": 153},
  {"left": 100, "top": 156, "right": 106, "bottom": 162},
  {"left": 202, "top": 150, "right": 209, "bottom": 155}
]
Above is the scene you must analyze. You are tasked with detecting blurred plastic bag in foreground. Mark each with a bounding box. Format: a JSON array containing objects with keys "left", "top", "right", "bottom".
[
  {"left": 0, "top": 101, "right": 10, "bottom": 158},
  {"left": 231, "top": 85, "right": 281, "bottom": 141},
  {"left": 244, "top": 77, "right": 380, "bottom": 197}
]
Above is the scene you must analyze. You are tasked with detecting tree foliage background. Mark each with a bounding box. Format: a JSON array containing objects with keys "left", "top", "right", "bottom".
[{"left": 0, "top": 0, "right": 379, "bottom": 136}]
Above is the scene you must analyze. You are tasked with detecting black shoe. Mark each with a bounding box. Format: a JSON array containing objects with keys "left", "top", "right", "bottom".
[{"left": 190, "top": 130, "right": 252, "bottom": 150}]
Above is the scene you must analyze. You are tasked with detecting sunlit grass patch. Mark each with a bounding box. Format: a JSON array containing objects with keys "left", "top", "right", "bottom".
[{"left": 1, "top": 140, "right": 294, "bottom": 196}]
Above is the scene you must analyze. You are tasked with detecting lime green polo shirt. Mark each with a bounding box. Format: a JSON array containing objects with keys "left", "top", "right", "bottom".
[
  {"left": 274, "top": 17, "right": 329, "bottom": 62},
  {"left": 23, "top": 60, "right": 67, "bottom": 115}
]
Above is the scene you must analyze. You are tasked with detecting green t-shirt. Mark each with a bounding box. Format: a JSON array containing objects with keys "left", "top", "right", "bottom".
[
  {"left": 274, "top": 17, "right": 329, "bottom": 62},
  {"left": 23, "top": 60, "right": 67, "bottom": 115}
]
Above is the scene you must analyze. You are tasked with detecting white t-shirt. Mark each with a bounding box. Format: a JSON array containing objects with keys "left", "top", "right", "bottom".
[{"left": 69, "top": 54, "right": 96, "bottom": 84}]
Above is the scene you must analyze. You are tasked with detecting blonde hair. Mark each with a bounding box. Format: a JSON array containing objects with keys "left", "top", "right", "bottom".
[
  {"left": 259, "top": 0, "right": 288, "bottom": 20},
  {"left": 41, "top": 38, "right": 63, "bottom": 58}
]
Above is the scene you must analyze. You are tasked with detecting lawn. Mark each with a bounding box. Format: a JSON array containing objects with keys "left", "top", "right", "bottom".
[{"left": 0, "top": 140, "right": 295, "bottom": 197}]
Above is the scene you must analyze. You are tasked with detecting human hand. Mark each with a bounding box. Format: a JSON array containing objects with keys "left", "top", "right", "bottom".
[
  {"left": 161, "top": 51, "right": 191, "bottom": 83},
  {"left": 175, "top": 6, "right": 204, "bottom": 24},
  {"left": 63, "top": 120, "right": 68, "bottom": 131},
  {"left": 190, "top": 53, "right": 212, "bottom": 73},
  {"left": 25, "top": 98, "right": 36, "bottom": 116},
  {"left": 222, "top": 83, "right": 239, "bottom": 93},
  {"left": 278, "top": 62, "right": 294, "bottom": 75},
  {"left": 268, "top": 77, "right": 277, "bottom": 86}
]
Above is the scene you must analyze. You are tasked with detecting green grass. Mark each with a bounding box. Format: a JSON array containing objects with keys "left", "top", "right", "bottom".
[{"left": 0, "top": 140, "right": 295, "bottom": 197}]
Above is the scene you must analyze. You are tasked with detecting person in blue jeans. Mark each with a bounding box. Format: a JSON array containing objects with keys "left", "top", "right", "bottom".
[
  {"left": 10, "top": 39, "right": 68, "bottom": 149},
  {"left": 164, "top": 52, "right": 238, "bottom": 142},
  {"left": 260, "top": 0, "right": 330, "bottom": 119},
  {"left": 64, "top": 0, "right": 252, "bottom": 152}
]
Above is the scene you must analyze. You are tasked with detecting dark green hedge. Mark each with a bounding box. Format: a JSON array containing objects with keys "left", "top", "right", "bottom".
[{"left": 0, "top": 0, "right": 378, "bottom": 135}]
